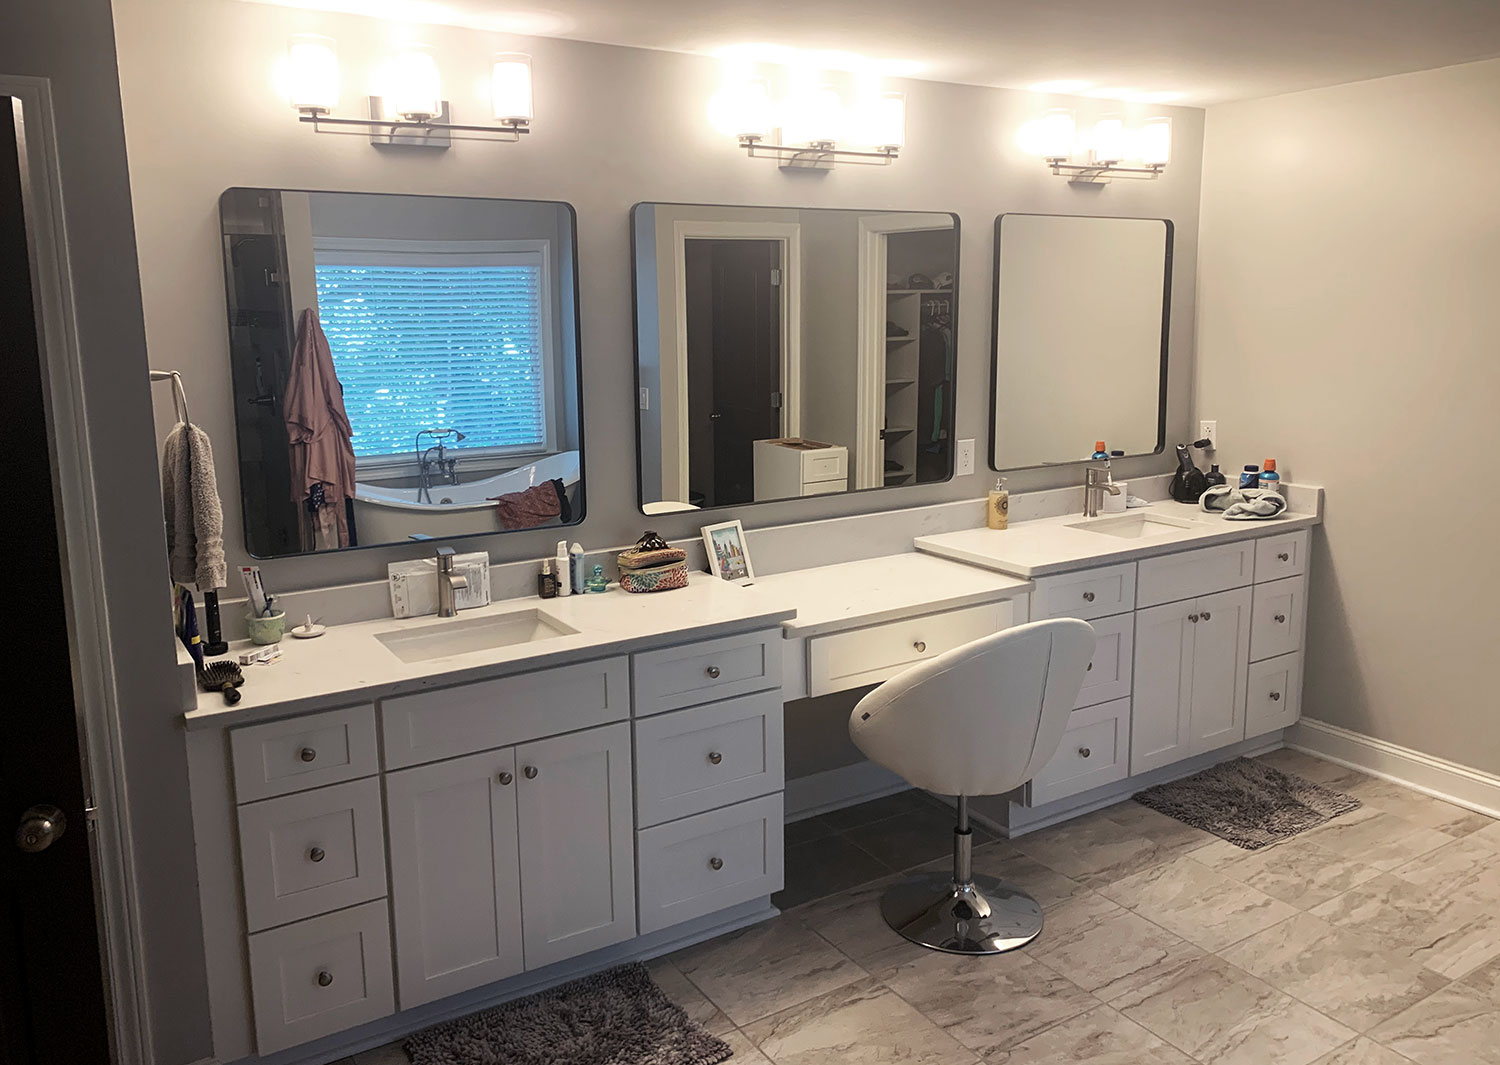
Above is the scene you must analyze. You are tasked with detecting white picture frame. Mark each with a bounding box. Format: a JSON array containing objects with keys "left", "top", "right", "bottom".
[{"left": 701, "top": 520, "right": 755, "bottom": 585}]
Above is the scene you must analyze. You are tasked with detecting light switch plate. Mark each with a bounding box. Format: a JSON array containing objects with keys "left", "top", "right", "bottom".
[{"left": 956, "top": 438, "right": 976, "bottom": 476}]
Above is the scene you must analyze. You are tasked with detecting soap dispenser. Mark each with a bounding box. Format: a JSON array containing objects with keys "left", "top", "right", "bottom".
[{"left": 987, "top": 478, "right": 1009, "bottom": 530}]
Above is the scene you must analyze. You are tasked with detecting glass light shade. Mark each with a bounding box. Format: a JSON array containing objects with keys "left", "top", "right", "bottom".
[
  {"left": 1037, "top": 107, "right": 1076, "bottom": 159},
  {"left": 784, "top": 84, "right": 844, "bottom": 145},
  {"left": 491, "top": 52, "right": 533, "bottom": 123},
  {"left": 288, "top": 34, "right": 338, "bottom": 113},
  {"left": 1140, "top": 116, "right": 1172, "bottom": 166},
  {"left": 389, "top": 45, "right": 441, "bottom": 120},
  {"left": 868, "top": 91, "right": 906, "bottom": 149},
  {"left": 1092, "top": 115, "right": 1126, "bottom": 164}
]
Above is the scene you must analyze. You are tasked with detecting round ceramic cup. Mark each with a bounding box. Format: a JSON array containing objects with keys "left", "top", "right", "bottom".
[{"left": 246, "top": 611, "right": 286, "bottom": 645}]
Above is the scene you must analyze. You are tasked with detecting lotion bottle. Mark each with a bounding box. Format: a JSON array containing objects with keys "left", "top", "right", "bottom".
[
  {"left": 987, "top": 478, "right": 1010, "bottom": 530},
  {"left": 555, "top": 540, "right": 571, "bottom": 596},
  {"left": 569, "top": 542, "right": 585, "bottom": 595}
]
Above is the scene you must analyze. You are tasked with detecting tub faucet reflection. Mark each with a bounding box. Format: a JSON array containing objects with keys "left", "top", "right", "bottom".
[
  {"left": 416, "top": 428, "right": 466, "bottom": 503},
  {"left": 435, "top": 546, "right": 469, "bottom": 617}
]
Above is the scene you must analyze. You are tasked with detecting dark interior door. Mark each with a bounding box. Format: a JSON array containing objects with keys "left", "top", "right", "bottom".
[
  {"left": 684, "top": 239, "right": 781, "bottom": 507},
  {"left": 0, "top": 97, "right": 113, "bottom": 1065}
]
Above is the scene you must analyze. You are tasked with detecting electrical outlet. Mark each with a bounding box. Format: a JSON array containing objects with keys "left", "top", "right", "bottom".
[
  {"left": 956, "top": 438, "right": 976, "bottom": 476},
  {"left": 639, "top": 387, "right": 650, "bottom": 411},
  {"left": 1198, "top": 419, "right": 1217, "bottom": 449}
]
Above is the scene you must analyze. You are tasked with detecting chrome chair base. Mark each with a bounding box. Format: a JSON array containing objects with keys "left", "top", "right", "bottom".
[{"left": 879, "top": 871, "right": 1043, "bottom": 955}]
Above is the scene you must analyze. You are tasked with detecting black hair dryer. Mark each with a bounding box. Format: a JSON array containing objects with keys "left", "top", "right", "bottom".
[{"left": 1170, "top": 444, "right": 1210, "bottom": 503}]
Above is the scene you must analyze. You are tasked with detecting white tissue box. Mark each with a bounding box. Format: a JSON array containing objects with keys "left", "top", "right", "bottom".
[
  {"left": 388, "top": 552, "right": 492, "bottom": 618},
  {"left": 1104, "top": 481, "right": 1128, "bottom": 513}
]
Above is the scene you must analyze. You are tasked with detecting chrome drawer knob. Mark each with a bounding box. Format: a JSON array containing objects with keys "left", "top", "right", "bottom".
[
  {"left": 1200, "top": 611, "right": 1212, "bottom": 621},
  {"left": 299, "top": 747, "right": 317, "bottom": 763},
  {"left": 1269, "top": 691, "right": 1282, "bottom": 701},
  {"left": 1078, "top": 747, "right": 1091, "bottom": 758},
  {"left": 1188, "top": 614, "right": 1200, "bottom": 623},
  {"left": 316, "top": 970, "right": 333, "bottom": 988},
  {"left": 523, "top": 766, "right": 539, "bottom": 779},
  {"left": 913, "top": 640, "right": 927, "bottom": 653},
  {"left": 497, "top": 771, "right": 513, "bottom": 786},
  {"left": 308, "top": 846, "right": 325, "bottom": 863},
  {"left": 708, "top": 857, "right": 724, "bottom": 871},
  {"left": 707, "top": 751, "right": 723, "bottom": 765},
  {"left": 705, "top": 665, "right": 721, "bottom": 679},
  {"left": 1277, "top": 552, "right": 1290, "bottom": 562},
  {"left": 1082, "top": 591, "right": 1096, "bottom": 602},
  {"left": 1086, "top": 661, "right": 1093, "bottom": 671},
  {"left": 1274, "top": 613, "right": 1287, "bottom": 624}
]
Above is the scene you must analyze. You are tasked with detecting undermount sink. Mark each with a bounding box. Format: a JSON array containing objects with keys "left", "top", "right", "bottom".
[
  {"left": 376, "top": 609, "right": 579, "bottom": 664},
  {"left": 1064, "top": 512, "right": 1199, "bottom": 540}
]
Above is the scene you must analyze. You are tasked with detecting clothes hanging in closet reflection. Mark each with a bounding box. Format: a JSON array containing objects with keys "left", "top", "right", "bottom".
[{"left": 284, "top": 307, "right": 357, "bottom": 549}]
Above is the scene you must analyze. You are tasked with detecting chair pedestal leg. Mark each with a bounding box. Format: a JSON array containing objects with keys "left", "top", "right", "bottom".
[{"left": 878, "top": 795, "right": 1043, "bottom": 955}]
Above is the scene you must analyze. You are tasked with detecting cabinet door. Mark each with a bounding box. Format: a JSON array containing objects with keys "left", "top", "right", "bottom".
[
  {"left": 385, "top": 748, "right": 524, "bottom": 1008},
  {"left": 1188, "top": 587, "right": 1253, "bottom": 756},
  {"left": 1131, "top": 600, "right": 1196, "bottom": 775},
  {"left": 515, "top": 723, "right": 635, "bottom": 968}
]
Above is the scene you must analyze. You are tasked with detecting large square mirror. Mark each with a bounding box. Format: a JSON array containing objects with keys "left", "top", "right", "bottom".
[
  {"left": 990, "top": 213, "right": 1171, "bottom": 469},
  {"left": 219, "top": 189, "right": 584, "bottom": 557},
  {"left": 632, "top": 203, "right": 958, "bottom": 514}
]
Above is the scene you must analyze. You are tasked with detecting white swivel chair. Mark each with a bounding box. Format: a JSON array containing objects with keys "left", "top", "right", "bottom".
[{"left": 849, "top": 618, "right": 1096, "bottom": 955}]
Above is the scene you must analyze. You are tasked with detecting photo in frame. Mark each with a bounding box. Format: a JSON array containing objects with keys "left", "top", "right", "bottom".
[{"left": 701, "top": 520, "right": 755, "bottom": 585}]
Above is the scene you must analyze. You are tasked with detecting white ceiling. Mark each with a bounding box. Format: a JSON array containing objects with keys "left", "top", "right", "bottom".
[{"left": 247, "top": 0, "right": 1500, "bottom": 106}]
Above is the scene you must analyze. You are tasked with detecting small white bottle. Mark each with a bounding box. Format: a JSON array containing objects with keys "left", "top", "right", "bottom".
[{"left": 555, "top": 540, "right": 571, "bottom": 597}]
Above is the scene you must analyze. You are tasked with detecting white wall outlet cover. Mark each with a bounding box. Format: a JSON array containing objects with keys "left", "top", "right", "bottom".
[
  {"left": 1198, "top": 420, "right": 1217, "bottom": 448},
  {"left": 956, "top": 438, "right": 976, "bottom": 476},
  {"left": 639, "top": 387, "right": 650, "bottom": 411}
]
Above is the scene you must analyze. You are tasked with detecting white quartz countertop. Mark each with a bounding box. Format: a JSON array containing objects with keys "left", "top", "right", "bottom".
[
  {"left": 915, "top": 501, "right": 1321, "bottom": 579},
  {"left": 748, "top": 553, "right": 1033, "bottom": 638}
]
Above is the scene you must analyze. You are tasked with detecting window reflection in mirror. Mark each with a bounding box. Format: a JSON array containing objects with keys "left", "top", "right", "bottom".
[
  {"left": 990, "top": 213, "right": 1171, "bottom": 470},
  {"left": 631, "top": 204, "right": 959, "bottom": 515},
  {"left": 218, "top": 189, "right": 584, "bottom": 557}
]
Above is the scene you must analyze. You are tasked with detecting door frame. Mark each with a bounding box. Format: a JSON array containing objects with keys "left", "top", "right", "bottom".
[
  {"left": 855, "top": 213, "right": 954, "bottom": 490},
  {"left": 2, "top": 75, "right": 150, "bottom": 1065},
  {"left": 667, "top": 220, "right": 801, "bottom": 500}
]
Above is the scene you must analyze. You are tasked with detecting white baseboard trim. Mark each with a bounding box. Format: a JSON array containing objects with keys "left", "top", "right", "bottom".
[
  {"left": 1290, "top": 718, "right": 1500, "bottom": 819},
  {"left": 784, "top": 760, "right": 907, "bottom": 820}
]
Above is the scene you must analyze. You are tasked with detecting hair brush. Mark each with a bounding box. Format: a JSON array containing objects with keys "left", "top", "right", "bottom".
[{"left": 199, "top": 660, "right": 245, "bottom": 705}]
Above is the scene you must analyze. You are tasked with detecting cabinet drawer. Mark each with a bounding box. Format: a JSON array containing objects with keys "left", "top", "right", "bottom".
[
  {"left": 230, "top": 705, "right": 378, "bottom": 803},
  {"left": 1034, "top": 564, "right": 1136, "bottom": 621},
  {"left": 1247, "top": 652, "right": 1303, "bottom": 737},
  {"left": 634, "top": 691, "right": 784, "bottom": 827},
  {"left": 807, "top": 601, "right": 1012, "bottom": 697},
  {"left": 1076, "top": 613, "right": 1134, "bottom": 709},
  {"left": 1137, "top": 541, "right": 1255, "bottom": 608},
  {"left": 381, "top": 656, "right": 630, "bottom": 768},
  {"left": 1251, "top": 575, "right": 1307, "bottom": 662},
  {"left": 247, "top": 900, "right": 395, "bottom": 1055},
  {"left": 1255, "top": 530, "right": 1309, "bottom": 583},
  {"left": 238, "top": 777, "right": 388, "bottom": 933},
  {"left": 637, "top": 794, "right": 784, "bottom": 935},
  {"left": 803, "top": 448, "right": 847, "bottom": 481},
  {"left": 804, "top": 477, "right": 846, "bottom": 495},
  {"left": 1024, "top": 699, "right": 1130, "bottom": 807},
  {"left": 632, "top": 630, "right": 781, "bottom": 716}
]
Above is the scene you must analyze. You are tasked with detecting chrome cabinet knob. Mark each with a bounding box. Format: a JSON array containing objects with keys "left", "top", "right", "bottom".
[
  {"left": 913, "top": 640, "right": 927, "bottom": 653},
  {"left": 497, "top": 771, "right": 513, "bottom": 786},
  {"left": 308, "top": 846, "right": 325, "bottom": 863},
  {"left": 1277, "top": 552, "right": 1290, "bottom": 562},
  {"left": 707, "top": 751, "right": 723, "bottom": 765},
  {"left": 708, "top": 857, "right": 723, "bottom": 871},
  {"left": 1200, "top": 611, "right": 1212, "bottom": 621},
  {"left": 316, "top": 970, "right": 333, "bottom": 988},
  {"left": 1269, "top": 691, "right": 1282, "bottom": 701},
  {"left": 1082, "top": 591, "right": 1096, "bottom": 602},
  {"left": 1188, "top": 613, "right": 1200, "bottom": 623},
  {"left": 1078, "top": 747, "right": 1091, "bottom": 759},
  {"left": 1086, "top": 661, "right": 1093, "bottom": 671},
  {"left": 15, "top": 805, "right": 66, "bottom": 854},
  {"left": 1274, "top": 613, "right": 1287, "bottom": 624},
  {"left": 523, "top": 766, "right": 538, "bottom": 779},
  {"left": 705, "top": 665, "right": 721, "bottom": 679},
  {"left": 299, "top": 747, "right": 317, "bottom": 763}
]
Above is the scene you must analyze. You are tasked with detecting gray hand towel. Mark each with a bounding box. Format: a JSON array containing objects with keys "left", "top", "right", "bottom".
[
  {"left": 162, "top": 422, "right": 227, "bottom": 589},
  {"left": 1200, "top": 484, "right": 1287, "bottom": 520}
]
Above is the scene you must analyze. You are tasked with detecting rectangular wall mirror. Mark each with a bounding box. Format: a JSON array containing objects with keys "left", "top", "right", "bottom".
[
  {"left": 990, "top": 213, "right": 1171, "bottom": 470},
  {"left": 219, "top": 189, "right": 584, "bottom": 557},
  {"left": 632, "top": 203, "right": 958, "bottom": 514}
]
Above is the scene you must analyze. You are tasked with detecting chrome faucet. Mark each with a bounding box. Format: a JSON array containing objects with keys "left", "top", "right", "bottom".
[
  {"left": 415, "top": 428, "right": 466, "bottom": 504},
  {"left": 1082, "top": 465, "right": 1123, "bottom": 518},
  {"left": 435, "top": 547, "right": 469, "bottom": 618}
]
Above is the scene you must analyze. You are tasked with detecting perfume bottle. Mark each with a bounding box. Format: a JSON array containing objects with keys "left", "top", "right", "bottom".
[{"left": 585, "top": 564, "right": 608, "bottom": 593}]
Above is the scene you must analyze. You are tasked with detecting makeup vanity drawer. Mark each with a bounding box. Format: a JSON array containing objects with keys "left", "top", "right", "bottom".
[
  {"left": 1255, "top": 530, "right": 1309, "bottom": 583},
  {"left": 1251, "top": 575, "right": 1307, "bottom": 661},
  {"left": 1075, "top": 613, "right": 1134, "bottom": 710},
  {"left": 1137, "top": 540, "right": 1255, "bottom": 608},
  {"left": 230, "top": 705, "right": 378, "bottom": 803},
  {"left": 1246, "top": 652, "right": 1303, "bottom": 736},
  {"left": 807, "top": 601, "right": 1013, "bottom": 697},
  {"left": 237, "top": 777, "right": 388, "bottom": 933},
  {"left": 632, "top": 630, "right": 782, "bottom": 716},
  {"left": 634, "top": 690, "right": 784, "bottom": 827},
  {"left": 247, "top": 900, "right": 395, "bottom": 1055},
  {"left": 636, "top": 794, "right": 783, "bottom": 934},
  {"left": 380, "top": 656, "right": 630, "bottom": 768},
  {"left": 1034, "top": 564, "right": 1136, "bottom": 621},
  {"left": 1024, "top": 698, "right": 1130, "bottom": 807}
]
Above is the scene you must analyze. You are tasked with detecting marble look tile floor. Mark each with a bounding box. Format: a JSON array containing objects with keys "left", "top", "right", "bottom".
[{"left": 346, "top": 750, "right": 1500, "bottom": 1065}]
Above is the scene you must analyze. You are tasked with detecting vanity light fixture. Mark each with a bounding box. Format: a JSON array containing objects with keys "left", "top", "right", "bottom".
[
  {"left": 1034, "top": 110, "right": 1172, "bottom": 184},
  {"left": 289, "top": 36, "right": 533, "bottom": 149}
]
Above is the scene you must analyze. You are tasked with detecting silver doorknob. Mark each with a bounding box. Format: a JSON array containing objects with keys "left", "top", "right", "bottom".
[
  {"left": 299, "top": 747, "right": 317, "bottom": 763},
  {"left": 15, "top": 805, "right": 66, "bottom": 853},
  {"left": 707, "top": 751, "right": 723, "bottom": 765},
  {"left": 1274, "top": 613, "right": 1287, "bottom": 624},
  {"left": 1082, "top": 591, "right": 1096, "bottom": 602},
  {"left": 705, "top": 665, "right": 721, "bottom": 679},
  {"left": 1269, "top": 691, "right": 1282, "bottom": 701},
  {"left": 316, "top": 970, "right": 333, "bottom": 987},
  {"left": 708, "top": 857, "right": 723, "bottom": 871},
  {"left": 308, "top": 846, "right": 326, "bottom": 863},
  {"left": 497, "top": 771, "right": 513, "bottom": 786},
  {"left": 1200, "top": 611, "right": 1212, "bottom": 621},
  {"left": 1078, "top": 747, "right": 1091, "bottom": 758},
  {"left": 523, "top": 766, "right": 538, "bottom": 779},
  {"left": 1277, "top": 552, "right": 1290, "bottom": 562},
  {"left": 913, "top": 640, "right": 927, "bottom": 653}
]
